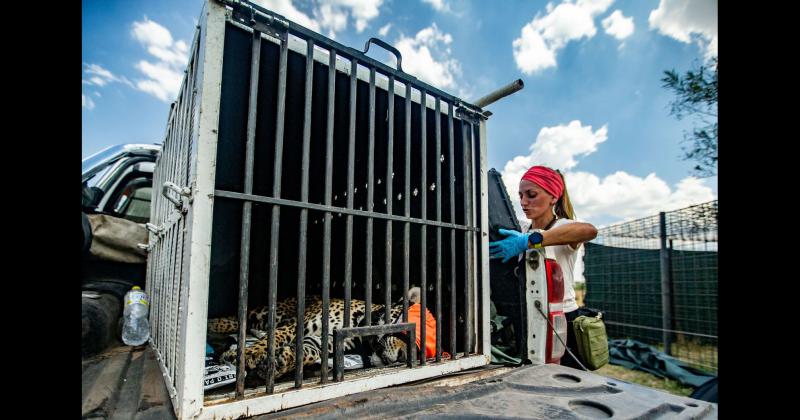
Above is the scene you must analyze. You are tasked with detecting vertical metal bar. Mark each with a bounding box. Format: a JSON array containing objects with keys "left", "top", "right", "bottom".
[
  {"left": 295, "top": 37, "right": 314, "bottom": 389},
  {"left": 173, "top": 78, "right": 190, "bottom": 376},
  {"left": 266, "top": 29, "right": 289, "bottom": 394},
  {"left": 169, "top": 222, "right": 179, "bottom": 379},
  {"left": 164, "top": 225, "right": 174, "bottom": 373},
  {"left": 434, "top": 97, "right": 442, "bottom": 363},
  {"left": 419, "top": 90, "right": 427, "bottom": 366},
  {"left": 403, "top": 85, "right": 411, "bottom": 330},
  {"left": 161, "top": 122, "right": 170, "bottom": 343},
  {"left": 478, "top": 120, "right": 491, "bottom": 360},
  {"left": 462, "top": 120, "right": 472, "bottom": 356},
  {"left": 320, "top": 47, "right": 337, "bottom": 384},
  {"left": 385, "top": 75, "right": 395, "bottom": 324},
  {"left": 407, "top": 328, "right": 417, "bottom": 369},
  {"left": 234, "top": 29, "right": 260, "bottom": 399},
  {"left": 365, "top": 67, "right": 376, "bottom": 326},
  {"left": 448, "top": 103, "right": 456, "bottom": 359},
  {"left": 333, "top": 330, "right": 345, "bottom": 382},
  {"left": 173, "top": 215, "right": 188, "bottom": 388},
  {"left": 469, "top": 123, "right": 479, "bottom": 357},
  {"left": 659, "top": 212, "right": 673, "bottom": 356},
  {"left": 344, "top": 58, "right": 357, "bottom": 329},
  {"left": 160, "top": 120, "right": 172, "bottom": 352}
]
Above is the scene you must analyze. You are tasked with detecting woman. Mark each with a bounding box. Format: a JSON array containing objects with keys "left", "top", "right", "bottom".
[{"left": 489, "top": 165, "right": 597, "bottom": 369}]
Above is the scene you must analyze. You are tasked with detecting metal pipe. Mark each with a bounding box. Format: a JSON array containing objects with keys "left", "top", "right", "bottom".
[
  {"left": 448, "top": 102, "right": 457, "bottom": 360},
  {"left": 385, "top": 75, "right": 395, "bottom": 325},
  {"left": 214, "top": 190, "right": 478, "bottom": 231},
  {"left": 462, "top": 120, "right": 472, "bottom": 356},
  {"left": 320, "top": 47, "right": 337, "bottom": 384},
  {"left": 403, "top": 84, "right": 412, "bottom": 330},
  {"left": 365, "top": 67, "right": 376, "bottom": 326},
  {"left": 659, "top": 212, "right": 673, "bottom": 356},
  {"left": 419, "top": 89, "right": 427, "bottom": 366},
  {"left": 266, "top": 28, "right": 290, "bottom": 394},
  {"left": 435, "top": 97, "right": 442, "bottom": 363},
  {"left": 294, "top": 36, "right": 314, "bottom": 390},
  {"left": 345, "top": 57, "right": 357, "bottom": 329},
  {"left": 472, "top": 79, "right": 524, "bottom": 108},
  {"left": 469, "top": 123, "right": 479, "bottom": 356},
  {"left": 235, "top": 29, "right": 261, "bottom": 398}
]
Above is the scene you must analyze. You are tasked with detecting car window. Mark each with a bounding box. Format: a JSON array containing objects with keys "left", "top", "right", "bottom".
[{"left": 112, "top": 178, "right": 152, "bottom": 223}]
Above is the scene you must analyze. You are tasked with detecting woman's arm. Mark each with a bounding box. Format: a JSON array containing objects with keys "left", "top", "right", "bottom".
[{"left": 539, "top": 222, "right": 597, "bottom": 249}]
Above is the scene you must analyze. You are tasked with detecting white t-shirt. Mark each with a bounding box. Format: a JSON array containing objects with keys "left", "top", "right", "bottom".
[{"left": 527, "top": 218, "right": 583, "bottom": 313}]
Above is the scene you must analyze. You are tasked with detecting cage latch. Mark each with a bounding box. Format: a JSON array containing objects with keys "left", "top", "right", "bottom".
[{"left": 162, "top": 182, "right": 193, "bottom": 211}]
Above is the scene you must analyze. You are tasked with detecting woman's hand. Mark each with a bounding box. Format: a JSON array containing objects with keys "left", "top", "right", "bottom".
[{"left": 489, "top": 229, "right": 530, "bottom": 263}]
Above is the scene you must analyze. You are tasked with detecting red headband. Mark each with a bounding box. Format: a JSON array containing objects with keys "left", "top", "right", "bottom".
[{"left": 521, "top": 166, "right": 564, "bottom": 199}]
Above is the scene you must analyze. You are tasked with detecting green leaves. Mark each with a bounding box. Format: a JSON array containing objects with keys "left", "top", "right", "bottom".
[{"left": 662, "top": 57, "right": 718, "bottom": 177}]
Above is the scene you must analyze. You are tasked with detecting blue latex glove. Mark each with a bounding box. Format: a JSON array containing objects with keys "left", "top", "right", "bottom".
[{"left": 489, "top": 229, "right": 530, "bottom": 263}]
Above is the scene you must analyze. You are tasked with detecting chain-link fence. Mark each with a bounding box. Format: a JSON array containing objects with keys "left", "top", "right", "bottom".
[{"left": 584, "top": 200, "right": 718, "bottom": 374}]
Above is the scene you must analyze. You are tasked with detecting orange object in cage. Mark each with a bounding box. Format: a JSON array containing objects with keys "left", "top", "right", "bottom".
[{"left": 407, "top": 303, "right": 437, "bottom": 359}]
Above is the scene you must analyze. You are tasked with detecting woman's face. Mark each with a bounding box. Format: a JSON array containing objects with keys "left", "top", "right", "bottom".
[{"left": 518, "top": 179, "right": 557, "bottom": 220}]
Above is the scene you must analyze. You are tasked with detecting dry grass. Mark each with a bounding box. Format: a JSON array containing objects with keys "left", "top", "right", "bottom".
[
  {"left": 595, "top": 364, "right": 694, "bottom": 397},
  {"left": 654, "top": 338, "right": 718, "bottom": 375}
]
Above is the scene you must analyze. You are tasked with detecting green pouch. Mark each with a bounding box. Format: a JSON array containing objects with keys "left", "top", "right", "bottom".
[{"left": 573, "top": 313, "right": 609, "bottom": 371}]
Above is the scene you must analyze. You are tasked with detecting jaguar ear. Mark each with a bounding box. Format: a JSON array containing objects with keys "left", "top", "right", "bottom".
[{"left": 406, "top": 286, "right": 421, "bottom": 305}]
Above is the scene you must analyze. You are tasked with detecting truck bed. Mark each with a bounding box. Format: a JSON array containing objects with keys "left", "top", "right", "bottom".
[
  {"left": 82, "top": 343, "right": 176, "bottom": 419},
  {"left": 83, "top": 344, "right": 717, "bottom": 419}
]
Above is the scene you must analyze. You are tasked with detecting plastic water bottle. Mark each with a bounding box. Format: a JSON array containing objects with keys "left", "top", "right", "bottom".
[{"left": 122, "top": 286, "right": 150, "bottom": 346}]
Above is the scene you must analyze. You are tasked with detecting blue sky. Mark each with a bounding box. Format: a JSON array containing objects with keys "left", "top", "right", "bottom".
[{"left": 82, "top": 0, "right": 717, "bottom": 227}]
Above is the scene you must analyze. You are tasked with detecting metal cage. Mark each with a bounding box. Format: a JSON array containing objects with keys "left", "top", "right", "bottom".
[{"left": 145, "top": 1, "right": 491, "bottom": 418}]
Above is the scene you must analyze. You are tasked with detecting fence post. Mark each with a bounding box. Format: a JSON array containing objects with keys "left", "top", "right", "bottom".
[{"left": 659, "top": 212, "right": 673, "bottom": 355}]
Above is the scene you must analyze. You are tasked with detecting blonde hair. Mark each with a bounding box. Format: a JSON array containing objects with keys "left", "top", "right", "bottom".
[{"left": 554, "top": 170, "right": 575, "bottom": 220}]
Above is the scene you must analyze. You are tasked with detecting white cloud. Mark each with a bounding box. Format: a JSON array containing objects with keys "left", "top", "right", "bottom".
[
  {"left": 648, "top": 0, "right": 717, "bottom": 61},
  {"left": 422, "top": 0, "right": 451, "bottom": 13},
  {"left": 331, "top": 0, "right": 383, "bottom": 33},
  {"left": 317, "top": 2, "right": 348, "bottom": 37},
  {"left": 253, "top": 0, "right": 383, "bottom": 36},
  {"left": 378, "top": 23, "right": 392, "bottom": 37},
  {"left": 500, "top": 120, "right": 716, "bottom": 225},
  {"left": 130, "top": 17, "right": 189, "bottom": 102},
  {"left": 565, "top": 171, "right": 714, "bottom": 223},
  {"left": 82, "top": 63, "right": 134, "bottom": 88},
  {"left": 576, "top": 0, "right": 615, "bottom": 16},
  {"left": 512, "top": 0, "right": 614, "bottom": 75},
  {"left": 133, "top": 60, "right": 185, "bottom": 102},
  {"left": 501, "top": 121, "right": 607, "bottom": 212},
  {"left": 252, "top": 0, "right": 321, "bottom": 31},
  {"left": 395, "top": 23, "right": 461, "bottom": 90},
  {"left": 82, "top": 94, "right": 95, "bottom": 110},
  {"left": 602, "top": 10, "right": 634, "bottom": 41}
]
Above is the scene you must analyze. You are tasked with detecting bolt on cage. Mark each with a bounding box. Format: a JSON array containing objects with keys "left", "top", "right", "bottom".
[{"left": 144, "top": 0, "right": 491, "bottom": 418}]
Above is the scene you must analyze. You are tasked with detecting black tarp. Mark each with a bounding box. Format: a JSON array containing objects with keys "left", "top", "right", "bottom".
[{"left": 609, "top": 339, "right": 715, "bottom": 389}]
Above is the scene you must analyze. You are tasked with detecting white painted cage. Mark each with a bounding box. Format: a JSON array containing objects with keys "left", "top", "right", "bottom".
[{"left": 145, "top": 0, "right": 491, "bottom": 418}]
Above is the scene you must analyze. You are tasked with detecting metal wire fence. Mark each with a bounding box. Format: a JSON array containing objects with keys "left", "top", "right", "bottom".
[{"left": 584, "top": 200, "right": 718, "bottom": 374}]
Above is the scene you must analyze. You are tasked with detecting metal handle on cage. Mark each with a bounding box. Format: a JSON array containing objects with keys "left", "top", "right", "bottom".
[
  {"left": 162, "top": 182, "right": 192, "bottom": 209},
  {"left": 146, "top": 223, "right": 164, "bottom": 234},
  {"left": 363, "top": 37, "right": 403, "bottom": 72}
]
